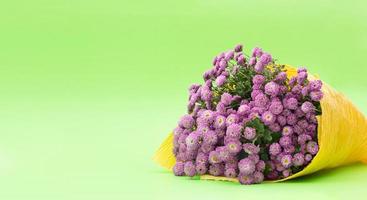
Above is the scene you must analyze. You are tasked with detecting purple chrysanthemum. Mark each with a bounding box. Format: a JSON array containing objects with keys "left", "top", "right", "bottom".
[
  {"left": 203, "top": 130, "right": 218, "bottom": 145},
  {"left": 184, "top": 161, "right": 196, "bottom": 177},
  {"left": 226, "top": 114, "right": 239, "bottom": 126},
  {"left": 280, "top": 154, "right": 293, "bottom": 168},
  {"left": 215, "top": 129, "right": 226, "bottom": 138},
  {"left": 238, "top": 173, "right": 254, "bottom": 185},
  {"left": 306, "top": 141, "right": 319, "bottom": 155},
  {"left": 220, "top": 92, "right": 233, "bottom": 106},
  {"left": 261, "top": 111, "right": 276, "bottom": 125},
  {"left": 305, "top": 154, "right": 313, "bottom": 162},
  {"left": 238, "top": 158, "right": 256, "bottom": 175},
  {"left": 291, "top": 85, "right": 302, "bottom": 95},
  {"left": 200, "top": 85, "right": 212, "bottom": 101},
  {"left": 200, "top": 143, "right": 214, "bottom": 154},
  {"left": 279, "top": 136, "right": 292, "bottom": 147},
  {"left": 269, "top": 101, "right": 283, "bottom": 115},
  {"left": 301, "top": 101, "right": 315, "bottom": 113},
  {"left": 208, "top": 151, "right": 221, "bottom": 164},
  {"left": 214, "top": 115, "right": 226, "bottom": 129},
  {"left": 237, "top": 55, "right": 246, "bottom": 66},
  {"left": 218, "top": 59, "right": 227, "bottom": 69},
  {"left": 264, "top": 81, "right": 280, "bottom": 97},
  {"left": 203, "top": 70, "right": 212, "bottom": 81},
  {"left": 209, "top": 164, "right": 224, "bottom": 176},
  {"left": 186, "top": 132, "right": 200, "bottom": 150},
  {"left": 292, "top": 153, "right": 305, "bottom": 166},
  {"left": 277, "top": 115, "right": 287, "bottom": 126},
  {"left": 297, "top": 134, "right": 312, "bottom": 145},
  {"left": 283, "top": 145, "right": 295, "bottom": 154},
  {"left": 196, "top": 153, "right": 208, "bottom": 165},
  {"left": 254, "top": 93, "right": 269, "bottom": 107},
  {"left": 253, "top": 171, "right": 264, "bottom": 183},
  {"left": 173, "top": 126, "right": 184, "bottom": 136},
  {"left": 238, "top": 104, "right": 250, "bottom": 116},
  {"left": 243, "top": 127, "right": 256, "bottom": 140},
  {"left": 269, "top": 123, "right": 281, "bottom": 132},
  {"left": 254, "top": 62, "right": 265, "bottom": 73},
  {"left": 286, "top": 114, "right": 298, "bottom": 125},
  {"left": 234, "top": 44, "right": 243, "bottom": 52},
  {"left": 252, "top": 75, "right": 265, "bottom": 85},
  {"left": 285, "top": 97, "right": 298, "bottom": 110},
  {"left": 201, "top": 110, "right": 215, "bottom": 123},
  {"left": 252, "top": 47, "right": 263, "bottom": 57},
  {"left": 225, "top": 157, "right": 238, "bottom": 169},
  {"left": 224, "top": 51, "right": 234, "bottom": 61},
  {"left": 217, "top": 147, "right": 231, "bottom": 162},
  {"left": 301, "top": 86, "right": 309, "bottom": 97},
  {"left": 224, "top": 167, "right": 237, "bottom": 178},
  {"left": 197, "top": 125, "right": 210, "bottom": 135},
  {"left": 259, "top": 53, "right": 272, "bottom": 65},
  {"left": 251, "top": 106, "right": 266, "bottom": 115},
  {"left": 256, "top": 160, "right": 266, "bottom": 172},
  {"left": 226, "top": 139, "right": 242, "bottom": 154},
  {"left": 226, "top": 123, "right": 242, "bottom": 138},
  {"left": 179, "top": 114, "right": 195, "bottom": 129},
  {"left": 282, "top": 169, "right": 291, "bottom": 178},
  {"left": 292, "top": 124, "right": 303, "bottom": 135},
  {"left": 282, "top": 126, "right": 293, "bottom": 136},
  {"left": 248, "top": 154, "right": 260, "bottom": 164},
  {"left": 215, "top": 75, "right": 227, "bottom": 87},
  {"left": 196, "top": 163, "right": 207, "bottom": 175},
  {"left": 310, "top": 91, "right": 323, "bottom": 101},
  {"left": 297, "top": 71, "right": 308, "bottom": 84},
  {"left": 251, "top": 89, "right": 262, "bottom": 99},
  {"left": 309, "top": 80, "right": 322, "bottom": 91},
  {"left": 269, "top": 143, "right": 282, "bottom": 156},
  {"left": 275, "top": 161, "right": 285, "bottom": 171},
  {"left": 173, "top": 162, "right": 185, "bottom": 176},
  {"left": 275, "top": 72, "right": 287, "bottom": 82},
  {"left": 297, "top": 119, "right": 309, "bottom": 129},
  {"left": 249, "top": 57, "right": 256, "bottom": 66},
  {"left": 243, "top": 143, "right": 260, "bottom": 155},
  {"left": 215, "top": 102, "right": 227, "bottom": 115}
]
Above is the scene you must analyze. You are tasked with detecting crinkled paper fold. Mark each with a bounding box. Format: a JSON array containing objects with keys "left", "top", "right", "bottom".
[{"left": 153, "top": 65, "right": 367, "bottom": 183}]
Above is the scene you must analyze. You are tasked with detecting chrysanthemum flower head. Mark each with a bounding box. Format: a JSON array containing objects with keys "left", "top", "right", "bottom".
[
  {"left": 280, "top": 154, "right": 293, "bottom": 168},
  {"left": 179, "top": 114, "right": 195, "bottom": 129},
  {"left": 261, "top": 111, "right": 276, "bottom": 125},
  {"left": 184, "top": 161, "right": 196, "bottom": 177},
  {"left": 209, "top": 150, "right": 221, "bottom": 164},
  {"left": 269, "top": 143, "right": 282, "bottom": 156},
  {"left": 238, "top": 158, "right": 256, "bottom": 175},
  {"left": 264, "top": 81, "right": 280, "bottom": 97},
  {"left": 306, "top": 141, "right": 319, "bottom": 155},
  {"left": 226, "top": 123, "right": 242, "bottom": 138},
  {"left": 243, "top": 127, "right": 256, "bottom": 140},
  {"left": 282, "top": 126, "right": 293, "bottom": 136}
]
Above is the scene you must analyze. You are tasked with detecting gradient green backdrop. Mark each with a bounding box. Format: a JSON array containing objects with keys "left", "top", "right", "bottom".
[{"left": 0, "top": 0, "right": 366, "bottom": 199}]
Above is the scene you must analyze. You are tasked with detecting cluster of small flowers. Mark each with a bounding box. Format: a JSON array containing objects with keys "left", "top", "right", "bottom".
[{"left": 172, "top": 44, "right": 323, "bottom": 184}]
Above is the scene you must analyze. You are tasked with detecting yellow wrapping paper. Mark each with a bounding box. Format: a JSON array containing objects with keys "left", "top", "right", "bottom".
[{"left": 153, "top": 65, "right": 367, "bottom": 183}]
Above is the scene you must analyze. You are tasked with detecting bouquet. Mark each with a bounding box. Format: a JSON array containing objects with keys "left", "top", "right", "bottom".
[{"left": 154, "top": 44, "right": 367, "bottom": 184}]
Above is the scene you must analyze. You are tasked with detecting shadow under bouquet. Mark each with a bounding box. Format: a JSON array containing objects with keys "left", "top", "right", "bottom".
[{"left": 154, "top": 44, "right": 367, "bottom": 184}]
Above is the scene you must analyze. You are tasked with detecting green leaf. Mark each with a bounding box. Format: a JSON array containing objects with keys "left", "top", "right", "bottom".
[
  {"left": 260, "top": 153, "right": 269, "bottom": 161},
  {"left": 271, "top": 132, "right": 282, "bottom": 143}
]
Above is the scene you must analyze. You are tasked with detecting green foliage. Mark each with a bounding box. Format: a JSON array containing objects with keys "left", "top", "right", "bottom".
[
  {"left": 245, "top": 117, "right": 283, "bottom": 164},
  {"left": 246, "top": 118, "right": 282, "bottom": 146},
  {"left": 208, "top": 61, "right": 286, "bottom": 110}
]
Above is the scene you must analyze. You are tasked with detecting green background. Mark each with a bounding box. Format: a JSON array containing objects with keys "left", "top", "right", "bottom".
[{"left": 0, "top": 0, "right": 366, "bottom": 199}]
